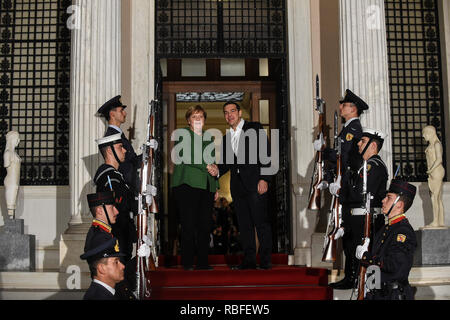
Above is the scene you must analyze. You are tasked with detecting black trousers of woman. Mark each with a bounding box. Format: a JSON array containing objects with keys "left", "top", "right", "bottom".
[{"left": 173, "top": 184, "right": 214, "bottom": 269}]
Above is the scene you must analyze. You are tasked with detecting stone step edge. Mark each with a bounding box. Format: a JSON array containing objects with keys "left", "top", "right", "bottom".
[{"left": 1, "top": 266, "right": 450, "bottom": 290}]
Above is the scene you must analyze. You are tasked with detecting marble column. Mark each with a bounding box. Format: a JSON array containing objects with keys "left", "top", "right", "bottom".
[
  {"left": 128, "top": 0, "right": 156, "bottom": 151},
  {"left": 68, "top": 0, "right": 122, "bottom": 225},
  {"left": 287, "top": 0, "right": 315, "bottom": 266},
  {"left": 339, "top": 0, "right": 393, "bottom": 177},
  {"left": 61, "top": 0, "right": 121, "bottom": 272}
]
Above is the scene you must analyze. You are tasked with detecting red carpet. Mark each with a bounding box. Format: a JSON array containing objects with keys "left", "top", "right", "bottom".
[{"left": 146, "top": 254, "right": 333, "bottom": 300}]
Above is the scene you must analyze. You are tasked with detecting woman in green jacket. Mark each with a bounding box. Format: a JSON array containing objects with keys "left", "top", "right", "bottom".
[{"left": 171, "top": 105, "right": 219, "bottom": 270}]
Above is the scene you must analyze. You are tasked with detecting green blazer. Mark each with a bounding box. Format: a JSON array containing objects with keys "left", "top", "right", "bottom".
[{"left": 171, "top": 127, "right": 219, "bottom": 193}]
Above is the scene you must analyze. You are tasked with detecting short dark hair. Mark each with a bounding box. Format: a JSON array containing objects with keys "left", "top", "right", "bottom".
[
  {"left": 399, "top": 195, "right": 413, "bottom": 213},
  {"left": 372, "top": 139, "right": 383, "bottom": 153},
  {"left": 88, "top": 257, "right": 108, "bottom": 279},
  {"left": 223, "top": 101, "right": 241, "bottom": 111}
]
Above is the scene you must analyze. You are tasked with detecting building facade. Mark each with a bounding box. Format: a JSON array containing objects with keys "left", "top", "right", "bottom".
[{"left": 0, "top": 0, "right": 449, "bottom": 275}]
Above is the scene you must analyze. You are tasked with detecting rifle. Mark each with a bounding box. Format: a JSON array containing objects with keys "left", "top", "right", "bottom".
[
  {"left": 357, "top": 160, "right": 372, "bottom": 300},
  {"left": 322, "top": 112, "right": 342, "bottom": 262},
  {"left": 127, "top": 104, "right": 138, "bottom": 142},
  {"left": 135, "top": 99, "right": 159, "bottom": 300},
  {"left": 308, "top": 75, "right": 326, "bottom": 210}
]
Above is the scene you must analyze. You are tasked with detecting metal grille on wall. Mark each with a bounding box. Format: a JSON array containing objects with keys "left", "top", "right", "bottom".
[
  {"left": 156, "top": 0, "right": 286, "bottom": 57},
  {"left": 0, "top": 0, "right": 71, "bottom": 185},
  {"left": 385, "top": 0, "right": 447, "bottom": 181}
]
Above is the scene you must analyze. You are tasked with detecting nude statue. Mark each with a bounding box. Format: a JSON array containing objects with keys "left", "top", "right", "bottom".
[
  {"left": 422, "top": 126, "right": 446, "bottom": 228},
  {"left": 3, "top": 131, "right": 21, "bottom": 219}
]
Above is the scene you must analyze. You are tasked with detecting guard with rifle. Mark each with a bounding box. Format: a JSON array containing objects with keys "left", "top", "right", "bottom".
[
  {"left": 98, "top": 95, "right": 142, "bottom": 192},
  {"left": 135, "top": 100, "right": 160, "bottom": 299},
  {"left": 330, "top": 128, "right": 389, "bottom": 290},
  {"left": 314, "top": 90, "right": 367, "bottom": 288},
  {"left": 308, "top": 75, "right": 326, "bottom": 211},
  {"left": 321, "top": 112, "right": 342, "bottom": 263},
  {"left": 93, "top": 133, "right": 155, "bottom": 300},
  {"left": 356, "top": 179, "right": 417, "bottom": 300}
]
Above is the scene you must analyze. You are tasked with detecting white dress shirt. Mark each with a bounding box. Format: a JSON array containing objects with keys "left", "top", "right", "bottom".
[{"left": 230, "top": 119, "right": 245, "bottom": 155}]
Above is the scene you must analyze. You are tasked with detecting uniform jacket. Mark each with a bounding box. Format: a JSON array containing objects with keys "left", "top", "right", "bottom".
[
  {"left": 94, "top": 164, "right": 138, "bottom": 253},
  {"left": 325, "top": 118, "right": 363, "bottom": 182},
  {"left": 361, "top": 217, "right": 417, "bottom": 284},
  {"left": 341, "top": 154, "right": 389, "bottom": 208},
  {"left": 105, "top": 126, "right": 141, "bottom": 192},
  {"left": 83, "top": 282, "right": 116, "bottom": 300}
]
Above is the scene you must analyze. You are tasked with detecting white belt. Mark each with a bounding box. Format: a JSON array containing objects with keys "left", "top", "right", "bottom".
[{"left": 351, "top": 208, "right": 382, "bottom": 216}]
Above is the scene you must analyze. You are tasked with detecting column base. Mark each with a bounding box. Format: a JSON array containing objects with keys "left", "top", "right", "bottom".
[{"left": 59, "top": 215, "right": 92, "bottom": 273}]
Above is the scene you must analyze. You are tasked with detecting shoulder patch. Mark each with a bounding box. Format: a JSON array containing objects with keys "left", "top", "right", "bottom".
[
  {"left": 397, "top": 234, "right": 407, "bottom": 243},
  {"left": 346, "top": 133, "right": 354, "bottom": 141},
  {"left": 367, "top": 164, "right": 372, "bottom": 172}
]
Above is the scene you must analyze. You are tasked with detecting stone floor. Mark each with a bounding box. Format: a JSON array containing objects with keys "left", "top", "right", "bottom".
[
  {"left": 332, "top": 285, "right": 450, "bottom": 300},
  {"left": 0, "top": 285, "right": 449, "bottom": 300}
]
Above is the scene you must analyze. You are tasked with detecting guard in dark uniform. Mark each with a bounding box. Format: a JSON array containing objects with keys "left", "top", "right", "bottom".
[
  {"left": 98, "top": 95, "right": 141, "bottom": 191},
  {"left": 316, "top": 89, "right": 368, "bottom": 181},
  {"left": 84, "top": 191, "right": 136, "bottom": 300},
  {"left": 94, "top": 133, "right": 139, "bottom": 300},
  {"left": 81, "top": 235, "right": 126, "bottom": 300},
  {"left": 85, "top": 191, "right": 117, "bottom": 251},
  {"left": 356, "top": 179, "right": 417, "bottom": 300},
  {"left": 94, "top": 133, "right": 138, "bottom": 263},
  {"left": 316, "top": 90, "right": 368, "bottom": 289},
  {"left": 332, "top": 128, "right": 389, "bottom": 289}
]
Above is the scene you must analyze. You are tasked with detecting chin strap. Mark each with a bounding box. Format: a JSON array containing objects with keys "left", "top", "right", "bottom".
[
  {"left": 360, "top": 137, "right": 374, "bottom": 159},
  {"left": 385, "top": 195, "right": 401, "bottom": 217},
  {"left": 110, "top": 145, "right": 122, "bottom": 164},
  {"left": 102, "top": 204, "right": 112, "bottom": 226}
]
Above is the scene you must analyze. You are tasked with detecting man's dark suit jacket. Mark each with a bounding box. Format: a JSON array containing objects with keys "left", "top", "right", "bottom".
[{"left": 218, "top": 121, "right": 272, "bottom": 197}]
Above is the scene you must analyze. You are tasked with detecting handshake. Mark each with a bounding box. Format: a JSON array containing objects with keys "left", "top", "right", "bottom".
[{"left": 207, "top": 164, "right": 219, "bottom": 177}]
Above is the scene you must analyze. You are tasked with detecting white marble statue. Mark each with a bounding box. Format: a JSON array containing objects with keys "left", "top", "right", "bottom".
[
  {"left": 422, "top": 125, "right": 446, "bottom": 228},
  {"left": 3, "top": 131, "right": 21, "bottom": 219}
]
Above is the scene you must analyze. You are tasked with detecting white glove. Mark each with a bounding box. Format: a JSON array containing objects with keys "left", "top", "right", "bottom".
[
  {"left": 317, "top": 181, "right": 329, "bottom": 190},
  {"left": 313, "top": 134, "right": 325, "bottom": 151},
  {"left": 145, "top": 194, "right": 153, "bottom": 206},
  {"left": 142, "top": 235, "right": 152, "bottom": 246},
  {"left": 137, "top": 243, "right": 151, "bottom": 258},
  {"left": 334, "top": 227, "right": 344, "bottom": 240},
  {"left": 329, "top": 176, "right": 341, "bottom": 196},
  {"left": 356, "top": 238, "right": 370, "bottom": 260},
  {"left": 148, "top": 139, "right": 158, "bottom": 151},
  {"left": 146, "top": 184, "right": 157, "bottom": 197}
]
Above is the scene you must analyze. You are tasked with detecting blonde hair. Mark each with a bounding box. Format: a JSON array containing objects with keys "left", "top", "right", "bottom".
[{"left": 185, "top": 105, "right": 207, "bottom": 121}]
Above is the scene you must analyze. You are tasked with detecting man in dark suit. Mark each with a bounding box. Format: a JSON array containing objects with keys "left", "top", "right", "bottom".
[
  {"left": 80, "top": 235, "right": 126, "bottom": 300},
  {"left": 97, "top": 95, "right": 142, "bottom": 192},
  {"left": 208, "top": 101, "right": 273, "bottom": 270}
]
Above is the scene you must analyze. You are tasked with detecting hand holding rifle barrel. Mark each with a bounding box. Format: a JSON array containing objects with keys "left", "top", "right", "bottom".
[{"left": 308, "top": 75, "right": 327, "bottom": 210}]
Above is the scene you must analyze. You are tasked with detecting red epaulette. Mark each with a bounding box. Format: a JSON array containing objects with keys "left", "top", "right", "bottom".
[{"left": 92, "top": 219, "right": 113, "bottom": 235}]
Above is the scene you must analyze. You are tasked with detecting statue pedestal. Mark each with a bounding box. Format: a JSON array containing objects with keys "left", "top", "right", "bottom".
[
  {"left": 414, "top": 227, "right": 450, "bottom": 266},
  {"left": 0, "top": 219, "right": 35, "bottom": 271}
]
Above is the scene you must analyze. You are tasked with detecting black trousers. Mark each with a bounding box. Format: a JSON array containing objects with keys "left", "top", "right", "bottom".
[
  {"left": 233, "top": 191, "right": 272, "bottom": 266},
  {"left": 342, "top": 205, "right": 385, "bottom": 281},
  {"left": 173, "top": 184, "right": 214, "bottom": 268}
]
